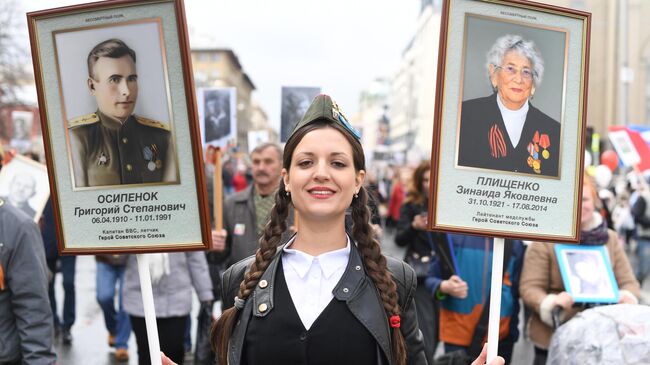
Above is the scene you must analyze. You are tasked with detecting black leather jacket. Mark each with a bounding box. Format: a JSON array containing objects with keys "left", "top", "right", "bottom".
[{"left": 221, "top": 237, "right": 430, "bottom": 365}]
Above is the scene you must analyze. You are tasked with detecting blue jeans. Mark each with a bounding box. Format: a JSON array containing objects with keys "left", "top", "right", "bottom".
[
  {"left": 48, "top": 255, "right": 76, "bottom": 330},
  {"left": 636, "top": 238, "right": 650, "bottom": 284},
  {"left": 96, "top": 262, "right": 131, "bottom": 349}
]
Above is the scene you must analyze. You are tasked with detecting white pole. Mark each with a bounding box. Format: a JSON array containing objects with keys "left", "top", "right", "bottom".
[
  {"left": 136, "top": 254, "right": 162, "bottom": 365},
  {"left": 486, "top": 237, "right": 505, "bottom": 363}
]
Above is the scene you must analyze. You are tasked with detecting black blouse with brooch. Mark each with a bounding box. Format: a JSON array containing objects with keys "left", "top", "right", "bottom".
[{"left": 242, "top": 259, "right": 378, "bottom": 365}]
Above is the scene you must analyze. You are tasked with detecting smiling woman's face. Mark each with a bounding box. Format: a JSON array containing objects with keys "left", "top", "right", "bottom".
[
  {"left": 491, "top": 51, "right": 534, "bottom": 110},
  {"left": 282, "top": 127, "right": 364, "bottom": 221}
]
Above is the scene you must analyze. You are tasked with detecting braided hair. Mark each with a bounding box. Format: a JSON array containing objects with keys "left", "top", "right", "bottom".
[{"left": 212, "top": 120, "right": 407, "bottom": 365}]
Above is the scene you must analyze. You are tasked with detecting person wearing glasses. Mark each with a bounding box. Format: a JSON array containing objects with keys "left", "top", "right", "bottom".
[{"left": 457, "top": 34, "right": 560, "bottom": 177}]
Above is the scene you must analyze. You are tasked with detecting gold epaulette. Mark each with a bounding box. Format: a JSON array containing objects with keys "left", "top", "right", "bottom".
[
  {"left": 68, "top": 113, "right": 99, "bottom": 128},
  {"left": 135, "top": 116, "right": 170, "bottom": 131}
]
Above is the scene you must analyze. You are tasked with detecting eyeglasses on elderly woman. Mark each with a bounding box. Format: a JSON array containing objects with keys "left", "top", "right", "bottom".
[{"left": 493, "top": 64, "right": 536, "bottom": 81}]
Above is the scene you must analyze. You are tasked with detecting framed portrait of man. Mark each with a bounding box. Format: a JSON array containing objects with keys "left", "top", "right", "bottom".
[
  {"left": 28, "top": 0, "right": 211, "bottom": 254},
  {"left": 555, "top": 244, "right": 620, "bottom": 303},
  {"left": 428, "top": 0, "right": 590, "bottom": 242},
  {"left": 198, "top": 87, "right": 236, "bottom": 148},
  {"left": 280, "top": 86, "right": 321, "bottom": 142},
  {"left": 0, "top": 155, "right": 50, "bottom": 223}
]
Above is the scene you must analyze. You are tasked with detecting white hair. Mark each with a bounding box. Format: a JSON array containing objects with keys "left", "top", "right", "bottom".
[{"left": 486, "top": 34, "right": 544, "bottom": 87}]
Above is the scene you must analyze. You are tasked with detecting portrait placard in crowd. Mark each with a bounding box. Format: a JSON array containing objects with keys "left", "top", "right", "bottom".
[
  {"left": 429, "top": 0, "right": 590, "bottom": 242},
  {"left": 28, "top": 0, "right": 211, "bottom": 254},
  {"left": 198, "top": 87, "right": 237, "bottom": 148},
  {"left": 0, "top": 155, "right": 50, "bottom": 222},
  {"left": 280, "top": 86, "right": 321, "bottom": 142}
]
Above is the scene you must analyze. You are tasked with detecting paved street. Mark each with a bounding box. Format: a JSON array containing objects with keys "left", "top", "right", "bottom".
[{"left": 50, "top": 228, "right": 648, "bottom": 364}]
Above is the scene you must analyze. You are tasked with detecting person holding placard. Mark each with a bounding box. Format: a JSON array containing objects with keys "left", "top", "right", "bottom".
[
  {"left": 520, "top": 176, "right": 640, "bottom": 365},
  {"left": 426, "top": 234, "right": 525, "bottom": 364},
  {"left": 203, "top": 95, "right": 505, "bottom": 365}
]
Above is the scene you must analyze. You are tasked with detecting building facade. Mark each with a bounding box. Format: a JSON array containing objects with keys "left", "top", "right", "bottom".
[{"left": 191, "top": 48, "right": 274, "bottom": 152}]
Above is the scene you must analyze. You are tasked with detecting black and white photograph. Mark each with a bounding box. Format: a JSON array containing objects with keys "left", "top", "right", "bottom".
[
  {"left": 280, "top": 86, "right": 321, "bottom": 142},
  {"left": 199, "top": 87, "right": 236, "bottom": 147},
  {"left": 0, "top": 154, "right": 50, "bottom": 222},
  {"left": 10, "top": 110, "right": 34, "bottom": 153},
  {"left": 555, "top": 244, "right": 620, "bottom": 303}
]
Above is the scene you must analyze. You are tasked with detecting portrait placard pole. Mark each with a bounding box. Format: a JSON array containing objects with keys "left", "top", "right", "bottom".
[
  {"left": 136, "top": 254, "right": 162, "bottom": 365},
  {"left": 486, "top": 237, "right": 504, "bottom": 363},
  {"left": 214, "top": 147, "right": 223, "bottom": 231}
]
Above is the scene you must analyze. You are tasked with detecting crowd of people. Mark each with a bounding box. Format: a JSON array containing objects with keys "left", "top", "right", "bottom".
[{"left": 1, "top": 99, "right": 648, "bottom": 365}]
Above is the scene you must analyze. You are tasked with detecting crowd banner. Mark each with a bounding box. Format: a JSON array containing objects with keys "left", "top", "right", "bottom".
[{"left": 429, "top": 0, "right": 591, "bottom": 361}]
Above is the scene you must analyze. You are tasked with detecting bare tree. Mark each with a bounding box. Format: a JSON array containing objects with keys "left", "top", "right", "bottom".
[
  {"left": 0, "top": 0, "right": 31, "bottom": 141},
  {"left": 0, "top": 0, "right": 30, "bottom": 107}
]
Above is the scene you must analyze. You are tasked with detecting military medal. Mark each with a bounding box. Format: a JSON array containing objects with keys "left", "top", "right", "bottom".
[
  {"left": 539, "top": 134, "right": 550, "bottom": 159},
  {"left": 488, "top": 123, "right": 507, "bottom": 158},
  {"left": 143, "top": 144, "right": 161, "bottom": 171},
  {"left": 143, "top": 146, "right": 153, "bottom": 160},
  {"left": 527, "top": 131, "right": 544, "bottom": 174},
  {"left": 98, "top": 152, "right": 108, "bottom": 165}
]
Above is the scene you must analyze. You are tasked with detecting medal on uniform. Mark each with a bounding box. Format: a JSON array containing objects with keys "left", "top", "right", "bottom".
[
  {"left": 98, "top": 152, "right": 108, "bottom": 165},
  {"left": 488, "top": 123, "right": 507, "bottom": 158},
  {"left": 539, "top": 134, "right": 550, "bottom": 159},
  {"left": 143, "top": 144, "right": 160, "bottom": 171},
  {"left": 527, "top": 131, "right": 543, "bottom": 174}
]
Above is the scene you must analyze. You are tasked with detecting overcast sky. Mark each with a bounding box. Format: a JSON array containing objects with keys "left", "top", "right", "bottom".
[{"left": 18, "top": 0, "right": 420, "bottom": 131}]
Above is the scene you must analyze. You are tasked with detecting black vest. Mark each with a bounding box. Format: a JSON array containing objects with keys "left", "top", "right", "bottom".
[{"left": 242, "top": 260, "right": 378, "bottom": 365}]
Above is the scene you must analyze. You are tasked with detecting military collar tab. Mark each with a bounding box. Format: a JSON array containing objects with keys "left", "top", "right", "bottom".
[{"left": 287, "top": 94, "right": 361, "bottom": 142}]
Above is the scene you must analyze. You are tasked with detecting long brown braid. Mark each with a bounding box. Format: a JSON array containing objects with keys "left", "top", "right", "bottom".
[
  {"left": 351, "top": 186, "right": 407, "bottom": 365},
  {"left": 211, "top": 182, "right": 291, "bottom": 364}
]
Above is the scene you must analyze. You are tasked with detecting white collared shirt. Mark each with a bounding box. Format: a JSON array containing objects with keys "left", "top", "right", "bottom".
[
  {"left": 497, "top": 95, "right": 529, "bottom": 148},
  {"left": 281, "top": 236, "right": 351, "bottom": 330}
]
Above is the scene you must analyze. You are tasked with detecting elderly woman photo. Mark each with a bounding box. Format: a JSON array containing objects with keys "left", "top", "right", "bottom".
[{"left": 457, "top": 34, "right": 561, "bottom": 177}]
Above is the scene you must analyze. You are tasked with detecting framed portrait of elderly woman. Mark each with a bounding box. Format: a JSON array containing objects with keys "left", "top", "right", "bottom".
[
  {"left": 27, "top": 0, "right": 212, "bottom": 254},
  {"left": 429, "top": 0, "right": 590, "bottom": 242}
]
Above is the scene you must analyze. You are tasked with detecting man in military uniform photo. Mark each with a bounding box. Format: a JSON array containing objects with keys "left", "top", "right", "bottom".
[{"left": 68, "top": 38, "right": 178, "bottom": 187}]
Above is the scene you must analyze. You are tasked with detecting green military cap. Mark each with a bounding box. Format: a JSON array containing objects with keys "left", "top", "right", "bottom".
[{"left": 289, "top": 94, "right": 361, "bottom": 141}]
